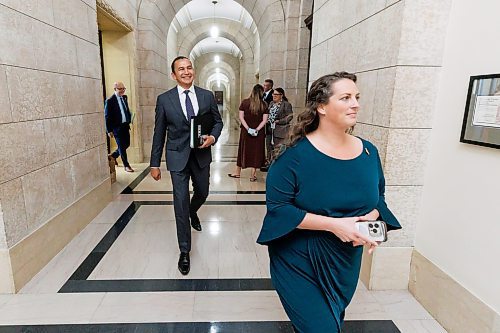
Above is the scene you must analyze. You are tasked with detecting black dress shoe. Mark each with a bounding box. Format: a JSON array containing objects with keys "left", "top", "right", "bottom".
[
  {"left": 260, "top": 166, "right": 268, "bottom": 172},
  {"left": 190, "top": 213, "right": 202, "bottom": 231},
  {"left": 178, "top": 252, "right": 190, "bottom": 275}
]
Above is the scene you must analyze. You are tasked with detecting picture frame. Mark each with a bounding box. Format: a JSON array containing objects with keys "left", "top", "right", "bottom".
[{"left": 460, "top": 74, "right": 500, "bottom": 149}]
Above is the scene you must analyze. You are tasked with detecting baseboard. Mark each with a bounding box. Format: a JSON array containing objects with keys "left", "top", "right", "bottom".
[
  {"left": 410, "top": 250, "right": 500, "bottom": 332},
  {"left": 7, "top": 180, "right": 112, "bottom": 292}
]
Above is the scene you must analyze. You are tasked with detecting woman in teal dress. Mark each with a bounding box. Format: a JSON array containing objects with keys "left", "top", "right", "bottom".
[{"left": 257, "top": 72, "right": 401, "bottom": 333}]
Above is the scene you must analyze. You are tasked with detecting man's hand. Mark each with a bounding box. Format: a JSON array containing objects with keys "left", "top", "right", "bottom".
[
  {"left": 108, "top": 132, "right": 114, "bottom": 138},
  {"left": 199, "top": 135, "right": 215, "bottom": 148},
  {"left": 150, "top": 168, "right": 161, "bottom": 181}
]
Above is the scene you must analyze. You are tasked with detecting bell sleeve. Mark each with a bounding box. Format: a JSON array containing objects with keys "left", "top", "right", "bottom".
[
  {"left": 257, "top": 153, "right": 307, "bottom": 245},
  {"left": 374, "top": 149, "right": 401, "bottom": 231}
]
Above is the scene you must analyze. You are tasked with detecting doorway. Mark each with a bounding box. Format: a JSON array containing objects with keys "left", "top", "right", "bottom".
[{"left": 97, "top": 6, "right": 142, "bottom": 164}]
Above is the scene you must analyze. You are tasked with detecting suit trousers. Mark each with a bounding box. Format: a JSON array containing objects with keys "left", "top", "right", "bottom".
[
  {"left": 111, "top": 123, "right": 131, "bottom": 167},
  {"left": 170, "top": 150, "right": 210, "bottom": 253}
]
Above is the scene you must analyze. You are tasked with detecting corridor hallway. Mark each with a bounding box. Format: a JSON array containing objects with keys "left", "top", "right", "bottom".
[{"left": 0, "top": 111, "right": 446, "bottom": 333}]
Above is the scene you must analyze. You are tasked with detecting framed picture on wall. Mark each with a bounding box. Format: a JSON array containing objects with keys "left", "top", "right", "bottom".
[{"left": 460, "top": 73, "right": 500, "bottom": 149}]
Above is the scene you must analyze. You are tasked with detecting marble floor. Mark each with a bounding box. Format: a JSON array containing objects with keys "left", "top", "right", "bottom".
[{"left": 0, "top": 110, "right": 447, "bottom": 332}]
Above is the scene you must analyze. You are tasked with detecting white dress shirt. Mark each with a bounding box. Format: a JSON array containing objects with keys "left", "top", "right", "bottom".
[
  {"left": 177, "top": 85, "right": 199, "bottom": 120},
  {"left": 263, "top": 91, "right": 270, "bottom": 101}
]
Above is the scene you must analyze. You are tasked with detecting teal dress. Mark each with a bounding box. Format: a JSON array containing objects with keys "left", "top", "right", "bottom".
[{"left": 257, "top": 137, "right": 401, "bottom": 333}]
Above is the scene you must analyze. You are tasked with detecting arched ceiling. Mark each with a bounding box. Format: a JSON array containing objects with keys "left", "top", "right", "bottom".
[
  {"left": 177, "top": 17, "right": 256, "bottom": 62},
  {"left": 197, "top": 57, "right": 237, "bottom": 85},
  {"left": 195, "top": 53, "right": 239, "bottom": 92},
  {"left": 207, "top": 72, "right": 230, "bottom": 85},
  {"left": 175, "top": 0, "right": 255, "bottom": 30},
  {"left": 190, "top": 37, "right": 242, "bottom": 59},
  {"left": 171, "top": 0, "right": 258, "bottom": 58}
]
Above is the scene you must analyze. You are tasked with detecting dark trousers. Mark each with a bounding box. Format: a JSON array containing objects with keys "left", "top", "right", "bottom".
[
  {"left": 111, "top": 123, "right": 131, "bottom": 167},
  {"left": 170, "top": 151, "right": 210, "bottom": 253},
  {"left": 265, "top": 132, "right": 273, "bottom": 164}
]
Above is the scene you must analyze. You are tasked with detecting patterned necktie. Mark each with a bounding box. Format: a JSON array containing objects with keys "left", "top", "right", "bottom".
[
  {"left": 184, "top": 90, "right": 195, "bottom": 119},
  {"left": 118, "top": 96, "right": 127, "bottom": 123},
  {"left": 120, "top": 96, "right": 127, "bottom": 111}
]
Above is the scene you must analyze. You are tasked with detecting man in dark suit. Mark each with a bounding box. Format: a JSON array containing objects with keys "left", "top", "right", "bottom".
[
  {"left": 263, "top": 78, "right": 274, "bottom": 104},
  {"left": 150, "top": 56, "right": 223, "bottom": 275},
  {"left": 260, "top": 78, "right": 274, "bottom": 172},
  {"left": 105, "top": 81, "right": 134, "bottom": 172}
]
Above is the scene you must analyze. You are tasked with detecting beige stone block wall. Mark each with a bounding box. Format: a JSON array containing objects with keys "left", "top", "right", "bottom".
[
  {"left": 361, "top": 246, "right": 413, "bottom": 290},
  {"left": 0, "top": 0, "right": 114, "bottom": 290},
  {"left": 310, "top": 0, "right": 452, "bottom": 290},
  {"left": 137, "top": 2, "right": 172, "bottom": 161}
]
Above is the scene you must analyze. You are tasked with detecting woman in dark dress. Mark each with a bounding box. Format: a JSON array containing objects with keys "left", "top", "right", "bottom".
[
  {"left": 228, "top": 84, "right": 268, "bottom": 181},
  {"left": 257, "top": 72, "right": 401, "bottom": 332}
]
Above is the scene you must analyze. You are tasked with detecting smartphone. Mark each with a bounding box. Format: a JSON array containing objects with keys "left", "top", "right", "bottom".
[{"left": 355, "top": 221, "right": 388, "bottom": 242}]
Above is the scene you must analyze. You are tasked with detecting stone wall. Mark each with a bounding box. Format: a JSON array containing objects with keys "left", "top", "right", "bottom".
[
  {"left": 0, "top": 0, "right": 110, "bottom": 247},
  {"left": 137, "top": 0, "right": 177, "bottom": 160},
  {"left": 0, "top": 0, "right": 142, "bottom": 292}
]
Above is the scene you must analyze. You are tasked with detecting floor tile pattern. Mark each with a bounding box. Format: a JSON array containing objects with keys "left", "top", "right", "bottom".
[{"left": 0, "top": 110, "right": 446, "bottom": 332}]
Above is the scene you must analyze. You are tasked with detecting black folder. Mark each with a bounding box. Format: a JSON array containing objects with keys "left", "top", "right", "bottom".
[{"left": 190, "top": 113, "right": 215, "bottom": 148}]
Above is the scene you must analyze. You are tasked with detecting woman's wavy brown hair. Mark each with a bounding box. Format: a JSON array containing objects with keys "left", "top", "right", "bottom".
[
  {"left": 249, "top": 84, "right": 267, "bottom": 116},
  {"left": 273, "top": 72, "right": 357, "bottom": 160}
]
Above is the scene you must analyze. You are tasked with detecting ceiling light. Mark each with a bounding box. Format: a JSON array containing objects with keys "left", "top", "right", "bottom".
[
  {"left": 210, "top": 1, "right": 219, "bottom": 38},
  {"left": 214, "top": 55, "right": 220, "bottom": 63},
  {"left": 210, "top": 26, "right": 219, "bottom": 38}
]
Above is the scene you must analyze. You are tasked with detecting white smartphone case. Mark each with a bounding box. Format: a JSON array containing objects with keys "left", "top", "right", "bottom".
[{"left": 355, "top": 221, "right": 388, "bottom": 242}]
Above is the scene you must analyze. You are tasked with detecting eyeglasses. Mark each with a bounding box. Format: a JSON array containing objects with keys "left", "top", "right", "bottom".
[{"left": 116, "top": 87, "right": 126, "bottom": 91}]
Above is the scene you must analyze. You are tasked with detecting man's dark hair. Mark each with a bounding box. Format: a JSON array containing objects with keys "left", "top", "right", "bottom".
[
  {"left": 171, "top": 56, "right": 190, "bottom": 73},
  {"left": 264, "top": 79, "right": 274, "bottom": 87}
]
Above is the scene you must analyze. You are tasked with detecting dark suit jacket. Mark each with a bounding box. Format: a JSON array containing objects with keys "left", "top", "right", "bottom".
[
  {"left": 267, "top": 100, "right": 293, "bottom": 139},
  {"left": 263, "top": 89, "right": 274, "bottom": 104},
  {"left": 104, "top": 94, "right": 131, "bottom": 133},
  {"left": 150, "top": 86, "right": 223, "bottom": 172}
]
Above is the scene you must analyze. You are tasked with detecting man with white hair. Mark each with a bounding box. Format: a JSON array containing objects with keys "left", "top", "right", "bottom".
[{"left": 105, "top": 81, "right": 134, "bottom": 172}]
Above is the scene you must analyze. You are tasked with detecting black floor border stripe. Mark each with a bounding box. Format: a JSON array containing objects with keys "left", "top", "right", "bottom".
[
  {"left": 121, "top": 167, "right": 151, "bottom": 194},
  {"left": 66, "top": 202, "right": 139, "bottom": 281},
  {"left": 0, "top": 321, "right": 401, "bottom": 333},
  {"left": 59, "top": 278, "right": 274, "bottom": 293},
  {"left": 60, "top": 200, "right": 266, "bottom": 293},
  {"left": 128, "top": 190, "right": 266, "bottom": 194},
  {"left": 137, "top": 201, "right": 265, "bottom": 205}
]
